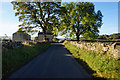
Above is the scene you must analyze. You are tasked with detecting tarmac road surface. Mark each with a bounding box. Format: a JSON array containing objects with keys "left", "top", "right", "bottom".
[{"left": 9, "top": 43, "right": 91, "bottom": 78}]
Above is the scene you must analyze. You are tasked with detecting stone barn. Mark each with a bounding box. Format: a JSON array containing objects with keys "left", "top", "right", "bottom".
[
  {"left": 38, "top": 31, "right": 53, "bottom": 41},
  {"left": 12, "top": 31, "right": 31, "bottom": 41}
]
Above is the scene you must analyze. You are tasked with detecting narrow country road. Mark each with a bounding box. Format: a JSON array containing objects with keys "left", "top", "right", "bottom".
[{"left": 9, "top": 43, "right": 91, "bottom": 78}]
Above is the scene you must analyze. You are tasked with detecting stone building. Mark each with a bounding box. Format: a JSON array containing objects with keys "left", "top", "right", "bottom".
[
  {"left": 12, "top": 31, "right": 31, "bottom": 41},
  {"left": 38, "top": 31, "right": 53, "bottom": 41}
]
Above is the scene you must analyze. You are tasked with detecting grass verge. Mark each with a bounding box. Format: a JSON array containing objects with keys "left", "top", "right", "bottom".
[
  {"left": 63, "top": 42, "right": 120, "bottom": 79},
  {"left": 2, "top": 42, "right": 51, "bottom": 78}
]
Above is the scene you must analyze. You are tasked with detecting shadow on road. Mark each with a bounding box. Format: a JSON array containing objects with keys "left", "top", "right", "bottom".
[
  {"left": 63, "top": 43, "right": 107, "bottom": 80},
  {"left": 5, "top": 42, "right": 99, "bottom": 79}
]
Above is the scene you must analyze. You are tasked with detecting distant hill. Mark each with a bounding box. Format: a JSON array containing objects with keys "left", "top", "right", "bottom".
[
  {"left": 0, "top": 36, "right": 12, "bottom": 39},
  {"left": 0, "top": 36, "right": 36, "bottom": 40},
  {"left": 98, "top": 33, "right": 120, "bottom": 40}
]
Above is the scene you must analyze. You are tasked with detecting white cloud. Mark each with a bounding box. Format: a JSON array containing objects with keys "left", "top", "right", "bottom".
[
  {"left": 0, "top": 22, "right": 20, "bottom": 36},
  {"left": 0, "top": 0, "right": 10, "bottom": 2}
]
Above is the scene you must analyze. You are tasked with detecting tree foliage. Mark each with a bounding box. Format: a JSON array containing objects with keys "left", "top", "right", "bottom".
[
  {"left": 98, "top": 33, "right": 120, "bottom": 40},
  {"left": 58, "top": 2, "right": 103, "bottom": 41},
  {"left": 11, "top": 1, "right": 61, "bottom": 41}
]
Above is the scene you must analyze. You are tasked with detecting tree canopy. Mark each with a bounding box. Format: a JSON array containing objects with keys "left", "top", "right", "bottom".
[
  {"left": 11, "top": 1, "right": 61, "bottom": 41},
  {"left": 12, "top": 1, "right": 103, "bottom": 41},
  {"left": 57, "top": 2, "right": 103, "bottom": 41},
  {"left": 98, "top": 33, "right": 120, "bottom": 40}
]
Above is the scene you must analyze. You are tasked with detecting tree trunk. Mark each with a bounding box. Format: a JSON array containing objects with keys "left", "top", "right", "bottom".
[
  {"left": 76, "top": 35, "right": 80, "bottom": 41},
  {"left": 43, "top": 28, "right": 46, "bottom": 41},
  {"left": 76, "top": 27, "right": 80, "bottom": 41}
]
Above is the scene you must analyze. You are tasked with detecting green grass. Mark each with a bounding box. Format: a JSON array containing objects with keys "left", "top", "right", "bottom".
[
  {"left": 2, "top": 42, "right": 51, "bottom": 77},
  {"left": 63, "top": 42, "right": 120, "bottom": 79}
]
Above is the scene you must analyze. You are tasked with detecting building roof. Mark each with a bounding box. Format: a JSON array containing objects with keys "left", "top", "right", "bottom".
[
  {"left": 38, "top": 31, "right": 53, "bottom": 35},
  {"left": 13, "top": 31, "right": 24, "bottom": 34},
  {"left": 13, "top": 31, "right": 30, "bottom": 36}
]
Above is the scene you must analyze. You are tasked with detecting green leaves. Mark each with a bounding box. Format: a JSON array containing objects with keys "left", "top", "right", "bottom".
[
  {"left": 57, "top": 2, "right": 103, "bottom": 41},
  {"left": 11, "top": 2, "right": 61, "bottom": 40},
  {"left": 12, "top": 1, "right": 103, "bottom": 41}
]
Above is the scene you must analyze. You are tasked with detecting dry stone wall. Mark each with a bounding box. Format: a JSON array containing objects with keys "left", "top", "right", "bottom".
[{"left": 64, "top": 40, "right": 120, "bottom": 59}]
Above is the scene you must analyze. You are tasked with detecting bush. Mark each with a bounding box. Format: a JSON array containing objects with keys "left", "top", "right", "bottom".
[
  {"left": 63, "top": 42, "right": 120, "bottom": 79},
  {"left": 2, "top": 39, "right": 11, "bottom": 42},
  {"left": 52, "top": 38, "right": 60, "bottom": 42},
  {"left": 2, "top": 41, "right": 23, "bottom": 49}
]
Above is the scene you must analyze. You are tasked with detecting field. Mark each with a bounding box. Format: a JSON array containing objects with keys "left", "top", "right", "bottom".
[{"left": 2, "top": 42, "right": 51, "bottom": 77}]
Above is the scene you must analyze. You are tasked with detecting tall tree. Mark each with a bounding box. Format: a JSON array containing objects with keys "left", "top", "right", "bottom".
[
  {"left": 58, "top": 2, "right": 103, "bottom": 41},
  {"left": 11, "top": 1, "right": 61, "bottom": 41}
]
